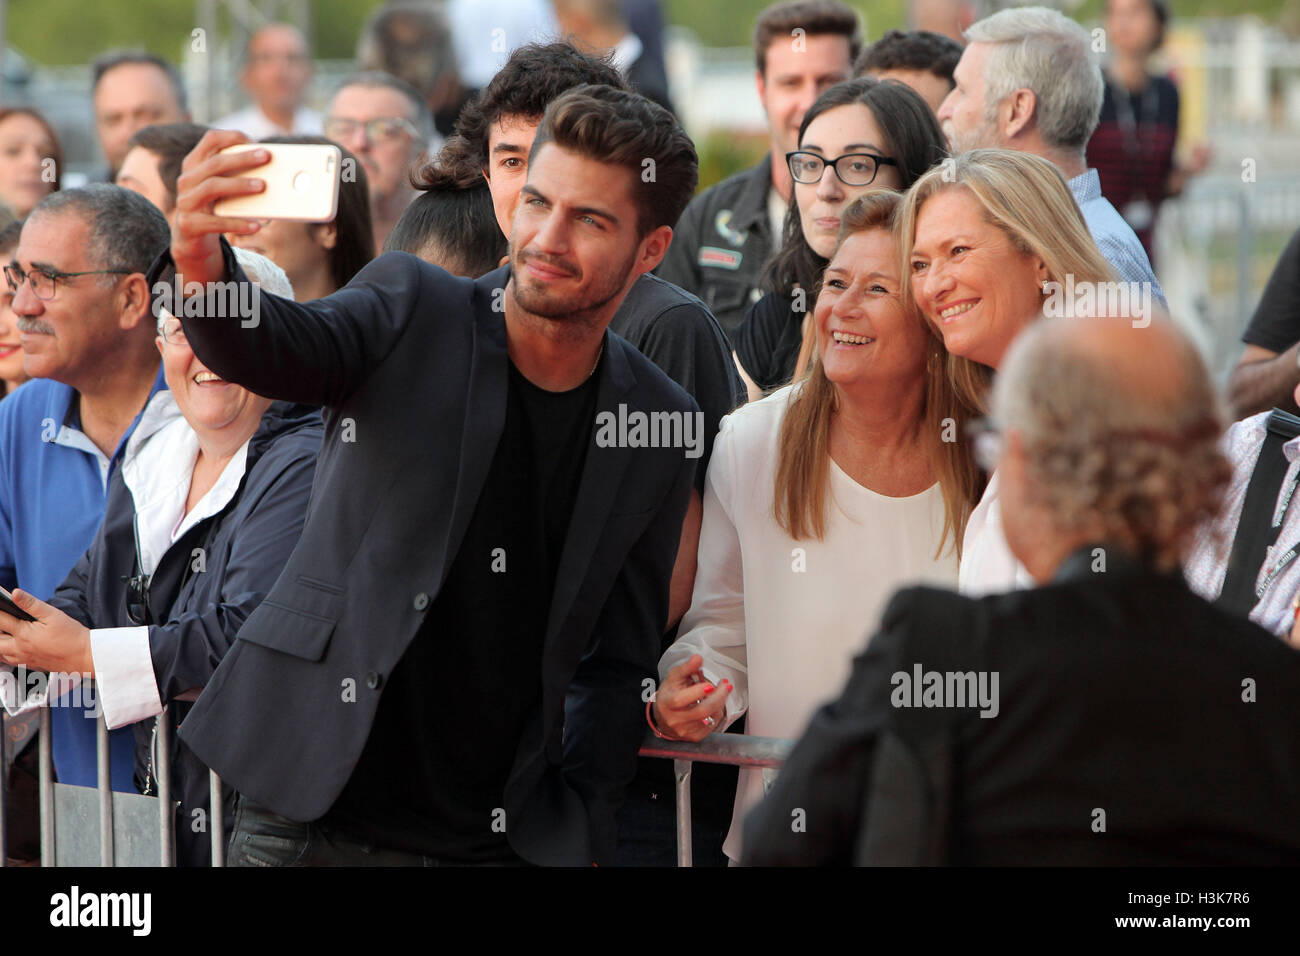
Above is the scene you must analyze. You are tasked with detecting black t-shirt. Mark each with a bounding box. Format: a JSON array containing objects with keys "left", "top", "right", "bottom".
[
  {"left": 609, "top": 273, "right": 745, "bottom": 493},
  {"left": 326, "top": 356, "right": 601, "bottom": 861},
  {"left": 733, "top": 290, "right": 802, "bottom": 393},
  {"left": 1242, "top": 227, "right": 1300, "bottom": 355}
]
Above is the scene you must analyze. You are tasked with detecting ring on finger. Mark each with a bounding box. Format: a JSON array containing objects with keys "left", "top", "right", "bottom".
[{"left": 702, "top": 715, "right": 715, "bottom": 728}]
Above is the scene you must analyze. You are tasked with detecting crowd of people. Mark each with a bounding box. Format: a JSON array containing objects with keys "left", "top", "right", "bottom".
[{"left": 0, "top": 0, "right": 1298, "bottom": 868}]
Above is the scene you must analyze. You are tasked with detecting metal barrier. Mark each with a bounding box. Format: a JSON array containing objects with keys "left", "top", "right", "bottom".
[
  {"left": 639, "top": 730, "right": 792, "bottom": 867},
  {"left": 4, "top": 701, "right": 784, "bottom": 867},
  {"left": 0, "top": 700, "right": 224, "bottom": 868}
]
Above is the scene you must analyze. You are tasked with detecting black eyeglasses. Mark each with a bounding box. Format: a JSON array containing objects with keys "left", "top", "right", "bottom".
[
  {"left": 786, "top": 150, "right": 898, "bottom": 187},
  {"left": 4, "top": 264, "right": 131, "bottom": 301}
]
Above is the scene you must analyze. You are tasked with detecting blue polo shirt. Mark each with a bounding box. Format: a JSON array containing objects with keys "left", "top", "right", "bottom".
[{"left": 0, "top": 367, "right": 167, "bottom": 790}]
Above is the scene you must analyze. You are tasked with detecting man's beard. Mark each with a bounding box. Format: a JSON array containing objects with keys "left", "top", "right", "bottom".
[
  {"left": 509, "top": 242, "right": 637, "bottom": 324},
  {"left": 945, "top": 110, "right": 1001, "bottom": 155}
]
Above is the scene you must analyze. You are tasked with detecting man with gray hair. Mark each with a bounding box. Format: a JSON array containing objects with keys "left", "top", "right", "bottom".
[
  {"left": 0, "top": 185, "right": 172, "bottom": 793},
  {"left": 324, "top": 72, "right": 433, "bottom": 254},
  {"left": 937, "top": 6, "right": 1164, "bottom": 304},
  {"left": 744, "top": 315, "right": 1300, "bottom": 865}
]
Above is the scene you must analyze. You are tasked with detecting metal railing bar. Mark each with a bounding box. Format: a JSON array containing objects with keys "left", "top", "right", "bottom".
[
  {"left": 639, "top": 731, "right": 792, "bottom": 768},
  {"left": 640, "top": 731, "right": 793, "bottom": 867},
  {"left": 156, "top": 708, "right": 173, "bottom": 867},
  {"left": 0, "top": 708, "right": 7, "bottom": 866},
  {"left": 96, "top": 710, "right": 112, "bottom": 867},
  {"left": 209, "top": 770, "right": 224, "bottom": 867},
  {"left": 673, "top": 759, "right": 692, "bottom": 868},
  {"left": 39, "top": 706, "right": 52, "bottom": 866}
]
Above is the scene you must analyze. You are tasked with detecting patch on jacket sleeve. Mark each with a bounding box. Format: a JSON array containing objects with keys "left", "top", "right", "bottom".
[{"left": 698, "top": 246, "right": 743, "bottom": 270}]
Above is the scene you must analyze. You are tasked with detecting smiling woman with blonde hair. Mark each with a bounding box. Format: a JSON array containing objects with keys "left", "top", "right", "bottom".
[
  {"left": 901, "top": 148, "right": 1118, "bottom": 594},
  {"left": 650, "top": 189, "right": 981, "bottom": 863}
]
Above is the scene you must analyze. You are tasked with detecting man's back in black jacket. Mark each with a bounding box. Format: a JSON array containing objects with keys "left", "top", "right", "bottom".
[{"left": 744, "top": 549, "right": 1300, "bottom": 865}]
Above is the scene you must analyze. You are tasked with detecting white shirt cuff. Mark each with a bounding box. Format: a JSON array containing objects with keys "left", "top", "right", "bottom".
[{"left": 89, "top": 626, "right": 162, "bottom": 730}]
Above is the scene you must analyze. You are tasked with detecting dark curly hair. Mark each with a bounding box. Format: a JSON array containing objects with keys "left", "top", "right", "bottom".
[{"left": 445, "top": 42, "right": 626, "bottom": 175}]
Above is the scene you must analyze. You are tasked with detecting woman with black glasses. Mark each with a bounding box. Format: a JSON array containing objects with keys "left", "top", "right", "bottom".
[
  {"left": 0, "top": 249, "right": 322, "bottom": 865},
  {"left": 732, "top": 77, "right": 948, "bottom": 401}
]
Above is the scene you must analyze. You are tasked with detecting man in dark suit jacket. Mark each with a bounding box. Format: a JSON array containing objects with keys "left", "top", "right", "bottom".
[
  {"left": 164, "top": 85, "right": 701, "bottom": 866},
  {"left": 744, "top": 314, "right": 1300, "bottom": 866}
]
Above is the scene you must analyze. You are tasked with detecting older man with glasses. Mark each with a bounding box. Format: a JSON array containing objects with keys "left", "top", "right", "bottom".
[
  {"left": 0, "top": 185, "right": 171, "bottom": 794},
  {"left": 323, "top": 71, "right": 432, "bottom": 254}
]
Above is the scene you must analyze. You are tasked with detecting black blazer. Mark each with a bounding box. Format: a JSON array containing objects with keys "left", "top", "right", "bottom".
[
  {"left": 743, "top": 549, "right": 1300, "bottom": 865},
  {"left": 163, "top": 248, "right": 698, "bottom": 866}
]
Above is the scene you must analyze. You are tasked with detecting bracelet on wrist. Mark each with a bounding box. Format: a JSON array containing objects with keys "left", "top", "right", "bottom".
[{"left": 645, "top": 695, "right": 683, "bottom": 741}]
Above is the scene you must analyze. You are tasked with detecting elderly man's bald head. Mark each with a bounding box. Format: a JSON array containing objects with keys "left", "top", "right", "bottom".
[
  {"left": 1005, "top": 313, "right": 1195, "bottom": 419},
  {"left": 993, "top": 314, "right": 1230, "bottom": 580}
]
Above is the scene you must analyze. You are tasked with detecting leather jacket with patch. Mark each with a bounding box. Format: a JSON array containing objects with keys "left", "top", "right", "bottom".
[{"left": 657, "top": 154, "right": 776, "bottom": 343}]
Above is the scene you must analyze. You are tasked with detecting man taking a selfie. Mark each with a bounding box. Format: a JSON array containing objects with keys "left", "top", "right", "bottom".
[{"left": 162, "top": 84, "right": 699, "bottom": 866}]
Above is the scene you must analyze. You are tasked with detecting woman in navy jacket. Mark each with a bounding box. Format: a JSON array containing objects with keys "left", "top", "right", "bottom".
[{"left": 0, "top": 250, "right": 322, "bottom": 864}]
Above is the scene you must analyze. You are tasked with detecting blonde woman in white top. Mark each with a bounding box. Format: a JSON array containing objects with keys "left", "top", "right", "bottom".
[
  {"left": 900, "top": 150, "right": 1118, "bottom": 595},
  {"left": 650, "top": 191, "right": 983, "bottom": 863}
]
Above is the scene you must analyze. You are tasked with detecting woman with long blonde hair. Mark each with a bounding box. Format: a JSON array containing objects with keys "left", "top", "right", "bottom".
[
  {"left": 649, "top": 190, "right": 982, "bottom": 863},
  {"left": 901, "top": 148, "right": 1118, "bottom": 594}
]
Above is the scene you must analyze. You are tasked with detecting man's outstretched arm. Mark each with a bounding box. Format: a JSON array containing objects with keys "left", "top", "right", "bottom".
[
  {"left": 1227, "top": 344, "right": 1300, "bottom": 421},
  {"left": 166, "top": 129, "right": 416, "bottom": 407}
]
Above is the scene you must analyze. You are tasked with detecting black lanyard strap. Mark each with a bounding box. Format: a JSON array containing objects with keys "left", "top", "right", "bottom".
[{"left": 1217, "top": 408, "right": 1300, "bottom": 616}]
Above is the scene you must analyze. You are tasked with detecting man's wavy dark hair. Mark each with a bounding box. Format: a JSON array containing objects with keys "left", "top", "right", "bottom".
[
  {"left": 530, "top": 85, "right": 697, "bottom": 238},
  {"left": 446, "top": 42, "right": 627, "bottom": 174}
]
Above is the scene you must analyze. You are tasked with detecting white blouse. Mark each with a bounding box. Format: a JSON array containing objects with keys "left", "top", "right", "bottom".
[
  {"left": 956, "top": 470, "right": 1034, "bottom": 596},
  {"left": 660, "top": 385, "right": 959, "bottom": 861}
]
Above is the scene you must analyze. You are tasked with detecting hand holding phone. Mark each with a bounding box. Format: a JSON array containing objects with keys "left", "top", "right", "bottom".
[
  {"left": 0, "top": 586, "right": 36, "bottom": 623},
  {"left": 212, "top": 143, "right": 341, "bottom": 222}
]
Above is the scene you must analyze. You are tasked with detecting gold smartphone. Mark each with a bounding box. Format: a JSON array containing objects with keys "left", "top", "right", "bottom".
[{"left": 212, "top": 143, "right": 341, "bottom": 222}]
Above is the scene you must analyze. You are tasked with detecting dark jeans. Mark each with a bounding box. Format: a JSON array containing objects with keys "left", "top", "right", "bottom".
[{"left": 227, "top": 799, "right": 530, "bottom": 867}]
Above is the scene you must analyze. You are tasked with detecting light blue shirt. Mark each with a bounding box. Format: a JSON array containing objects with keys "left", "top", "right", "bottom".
[
  {"left": 1068, "top": 168, "right": 1167, "bottom": 309},
  {"left": 0, "top": 369, "right": 167, "bottom": 789}
]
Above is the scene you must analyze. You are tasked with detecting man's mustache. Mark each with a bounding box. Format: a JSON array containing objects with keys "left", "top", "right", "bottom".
[
  {"left": 17, "top": 318, "right": 53, "bottom": 335},
  {"left": 516, "top": 249, "right": 579, "bottom": 278}
]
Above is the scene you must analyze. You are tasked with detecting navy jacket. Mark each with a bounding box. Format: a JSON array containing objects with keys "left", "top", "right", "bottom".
[
  {"left": 51, "top": 401, "right": 323, "bottom": 865},
  {"left": 164, "top": 245, "right": 697, "bottom": 866}
]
